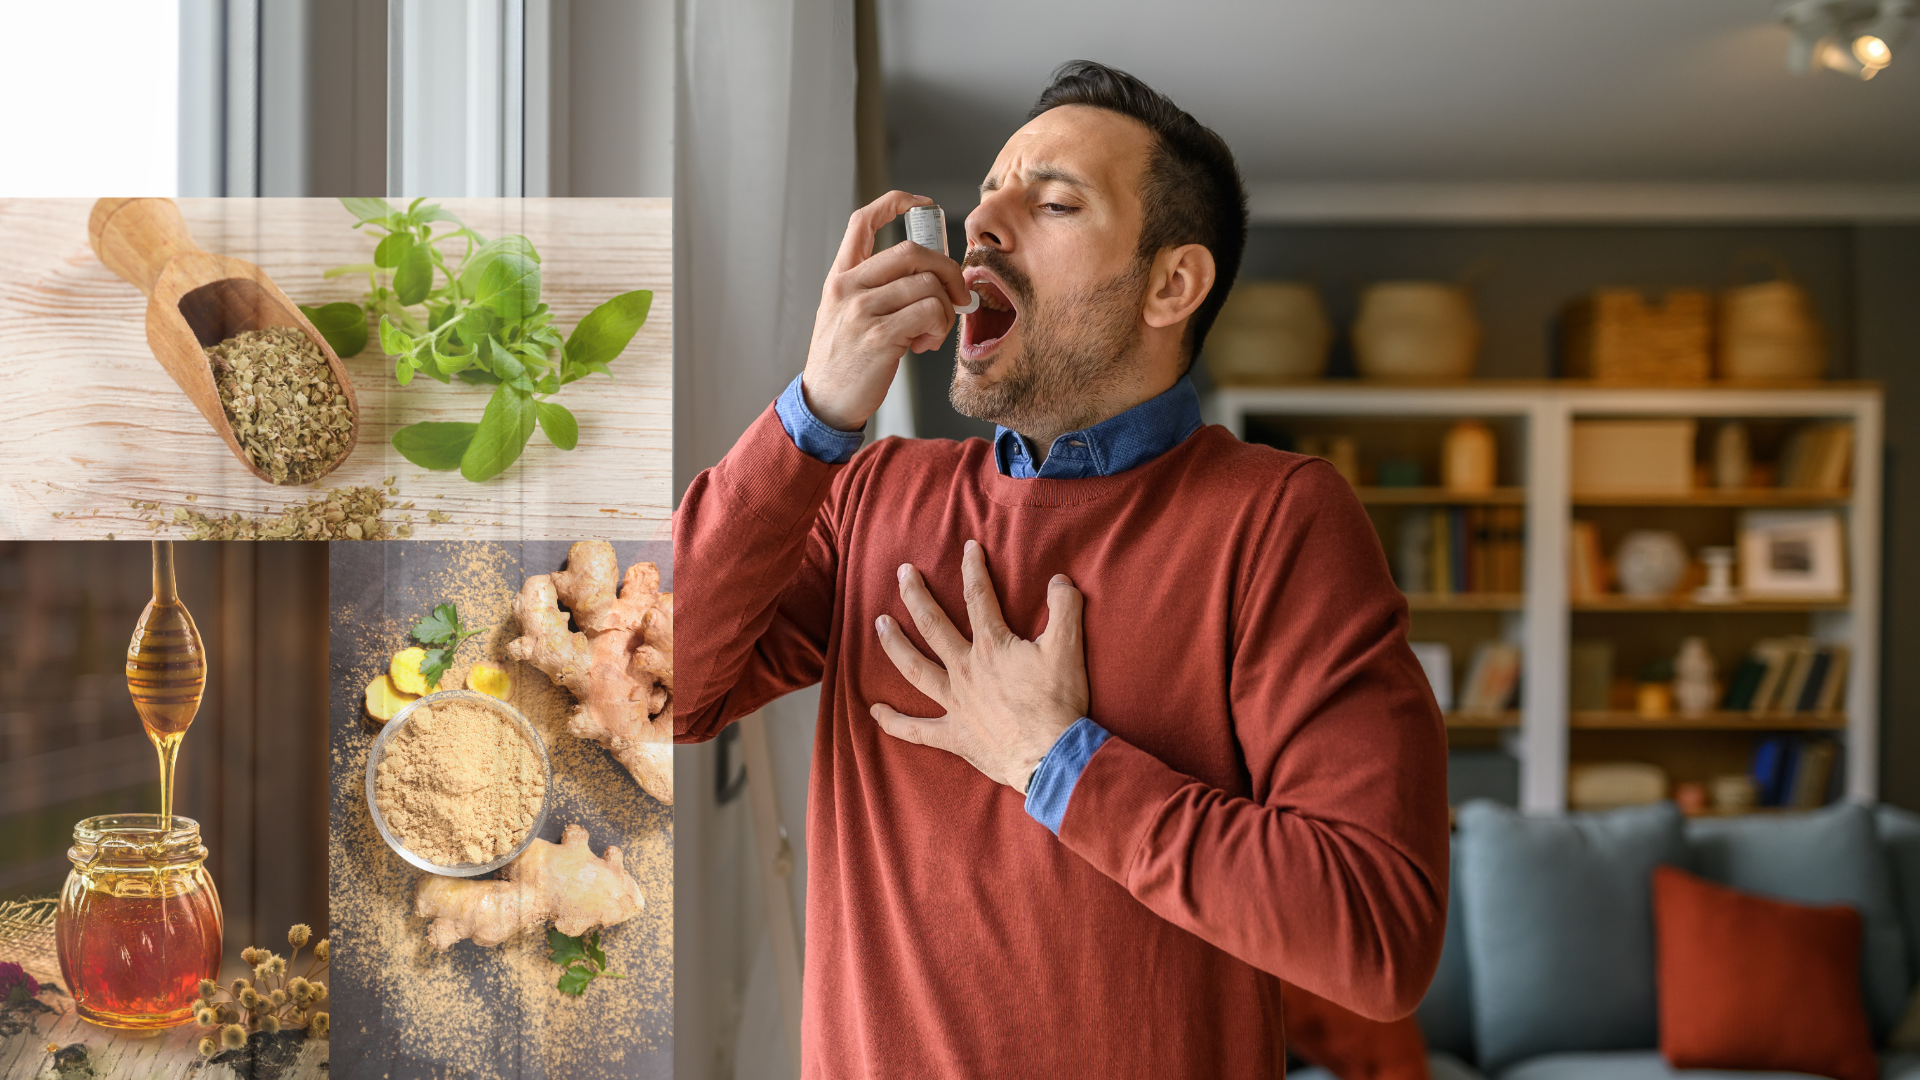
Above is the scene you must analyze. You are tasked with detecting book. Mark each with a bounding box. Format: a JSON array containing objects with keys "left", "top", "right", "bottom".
[
  {"left": 1772, "top": 639, "right": 1818, "bottom": 716},
  {"left": 1778, "top": 423, "right": 1853, "bottom": 493},
  {"left": 1451, "top": 508, "right": 1470, "bottom": 596},
  {"left": 1786, "top": 738, "right": 1837, "bottom": 809},
  {"left": 1430, "top": 507, "right": 1452, "bottom": 596},
  {"left": 1747, "top": 638, "right": 1796, "bottom": 715},
  {"left": 1459, "top": 642, "right": 1522, "bottom": 716},
  {"left": 1813, "top": 646, "right": 1850, "bottom": 714},
  {"left": 1793, "top": 649, "right": 1833, "bottom": 713},
  {"left": 1721, "top": 655, "right": 1767, "bottom": 711},
  {"left": 1568, "top": 520, "right": 1606, "bottom": 600},
  {"left": 1751, "top": 736, "right": 1790, "bottom": 806}
]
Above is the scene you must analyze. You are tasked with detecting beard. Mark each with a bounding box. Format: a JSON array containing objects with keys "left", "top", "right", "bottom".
[{"left": 949, "top": 248, "right": 1149, "bottom": 441}]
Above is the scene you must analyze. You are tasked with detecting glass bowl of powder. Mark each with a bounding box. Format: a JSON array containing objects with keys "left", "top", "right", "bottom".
[{"left": 365, "top": 689, "right": 552, "bottom": 877}]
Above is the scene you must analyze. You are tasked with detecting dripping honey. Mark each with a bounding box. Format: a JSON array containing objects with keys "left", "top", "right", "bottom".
[
  {"left": 57, "top": 815, "right": 222, "bottom": 1030},
  {"left": 126, "top": 540, "right": 205, "bottom": 823}
]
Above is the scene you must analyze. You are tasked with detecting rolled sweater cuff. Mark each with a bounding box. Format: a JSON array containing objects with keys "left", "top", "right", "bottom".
[
  {"left": 775, "top": 373, "right": 865, "bottom": 464},
  {"left": 1054, "top": 735, "right": 1199, "bottom": 887}
]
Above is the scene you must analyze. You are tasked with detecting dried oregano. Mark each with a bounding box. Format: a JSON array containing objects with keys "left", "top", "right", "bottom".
[
  {"left": 174, "top": 485, "right": 402, "bottom": 540},
  {"left": 205, "top": 327, "right": 355, "bottom": 484}
]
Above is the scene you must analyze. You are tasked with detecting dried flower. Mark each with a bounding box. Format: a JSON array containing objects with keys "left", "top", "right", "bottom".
[
  {"left": 0, "top": 961, "right": 38, "bottom": 1006},
  {"left": 240, "top": 947, "right": 260, "bottom": 966},
  {"left": 198, "top": 1036, "right": 217, "bottom": 1057},
  {"left": 194, "top": 1007, "right": 216, "bottom": 1027},
  {"left": 287, "top": 977, "right": 311, "bottom": 1002},
  {"left": 231, "top": 978, "right": 250, "bottom": 996},
  {"left": 314, "top": 939, "right": 329, "bottom": 963},
  {"left": 288, "top": 923, "right": 312, "bottom": 948},
  {"left": 240, "top": 988, "right": 262, "bottom": 1010},
  {"left": 310, "top": 1012, "right": 329, "bottom": 1038},
  {"left": 220, "top": 1024, "right": 247, "bottom": 1051},
  {"left": 270, "top": 989, "right": 288, "bottom": 1008},
  {"left": 260, "top": 1014, "right": 281, "bottom": 1035},
  {"left": 254, "top": 963, "right": 272, "bottom": 983},
  {"left": 308, "top": 982, "right": 329, "bottom": 1006},
  {"left": 198, "top": 978, "right": 218, "bottom": 1000},
  {"left": 268, "top": 956, "right": 287, "bottom": 977}
]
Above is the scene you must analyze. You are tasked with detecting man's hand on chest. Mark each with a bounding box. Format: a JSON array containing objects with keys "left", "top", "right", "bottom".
[{"left": 871, "top": 539, "right": 1088, "bottom": 793}]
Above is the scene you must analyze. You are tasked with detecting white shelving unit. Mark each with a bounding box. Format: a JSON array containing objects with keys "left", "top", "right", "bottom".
[{"left": 1207, "top": 381, "right": 1883, "bottom": 813}]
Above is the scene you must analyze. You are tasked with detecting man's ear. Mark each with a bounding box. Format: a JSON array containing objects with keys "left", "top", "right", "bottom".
[{"left": 1142, "top": 243, "right": 1217, "bottom": 331}]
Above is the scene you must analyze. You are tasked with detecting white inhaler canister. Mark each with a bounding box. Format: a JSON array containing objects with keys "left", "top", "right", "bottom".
[{"left": 904, "top": 204, "right": 980, "bottom": 314}]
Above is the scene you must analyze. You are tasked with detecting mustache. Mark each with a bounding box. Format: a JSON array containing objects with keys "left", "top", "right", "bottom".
[{"left": 960, "top": 247, "right": 1032, "bottom": 308}]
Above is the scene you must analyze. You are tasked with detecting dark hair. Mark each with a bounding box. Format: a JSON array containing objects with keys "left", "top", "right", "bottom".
[{"left": 1029, "top": 60, "right": 1247, "bottom": 368}]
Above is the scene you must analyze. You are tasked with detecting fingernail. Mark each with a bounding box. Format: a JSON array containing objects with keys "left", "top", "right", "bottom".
[
  {"left": 1053, "top": 575, "right": 1069, "bottom": 586},
  {"left": 875, "top": 615, "right": 887, "bottom": 632},
  {"left": 965, "top": 539, "right": 979, "bottom": 553},
  {"left": 898, "top": 563, "right": 911, "bottom": 581}
]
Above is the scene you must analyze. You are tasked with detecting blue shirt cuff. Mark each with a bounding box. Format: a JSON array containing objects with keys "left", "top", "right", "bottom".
[
  {"left": 774, "top": 373, "right": 865, "bottom": 464},
  {"left": 1023, "top": 717, "right": 1111, "bottom": 835}
]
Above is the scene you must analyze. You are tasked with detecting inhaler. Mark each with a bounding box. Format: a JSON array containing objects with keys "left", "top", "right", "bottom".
[{"left": 903, "top": 205, "right": 981, "bottom": 314}]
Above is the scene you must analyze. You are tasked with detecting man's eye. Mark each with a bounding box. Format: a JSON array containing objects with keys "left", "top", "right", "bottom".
[{"left": 1040, "top": 203, "right": 1077, "bottom": 215}]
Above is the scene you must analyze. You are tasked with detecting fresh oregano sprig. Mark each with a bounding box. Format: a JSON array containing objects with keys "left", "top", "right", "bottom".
[
  {"left": 548, "top": 928, "right": 625, "bottom": 997},
  {"left": 307, "top": 196, "right": 652, "bottom": 482}
]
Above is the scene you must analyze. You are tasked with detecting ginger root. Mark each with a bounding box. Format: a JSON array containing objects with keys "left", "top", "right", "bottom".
[
  {"left": 466, "top": 661, "right": 512, "bottom": 699},
  {"left": 365, "top": 674, "right": 418, "bottom": 722},
  {"left": 507, "top": 541, "right": 673, "bottom": 804},
  {"left": 413, "top": 823, "right": 643, "bottom": 949},
  {"left": 390, "top": 647, "right": 438, "bottom": 696}
]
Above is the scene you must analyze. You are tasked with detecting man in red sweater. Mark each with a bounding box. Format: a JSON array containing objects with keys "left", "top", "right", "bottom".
[{"left": 678, "top": 61, "right": 1449, "bottom": 1077}]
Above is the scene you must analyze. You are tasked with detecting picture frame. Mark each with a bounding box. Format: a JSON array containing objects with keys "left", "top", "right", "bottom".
[{"left": 1739, "top": 510, "right": 1846, "bottom": 599}]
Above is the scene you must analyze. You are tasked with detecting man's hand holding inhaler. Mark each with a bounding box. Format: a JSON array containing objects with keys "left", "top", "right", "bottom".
[{"left": 801, "top": 191, "right": 974, "bottom": 433}]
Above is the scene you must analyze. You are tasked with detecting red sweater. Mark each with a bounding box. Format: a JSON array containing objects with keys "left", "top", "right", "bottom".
[{"left": 676, "top": 406, "right": 1450, "bottom": 1079}]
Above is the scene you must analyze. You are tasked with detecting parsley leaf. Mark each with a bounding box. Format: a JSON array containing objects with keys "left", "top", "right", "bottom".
[
  {"left": 547, "top": 929, "right": 622, "bottom": 996},
  {"left": 409, "top": 603, "right": 487, "bottom": 687}
]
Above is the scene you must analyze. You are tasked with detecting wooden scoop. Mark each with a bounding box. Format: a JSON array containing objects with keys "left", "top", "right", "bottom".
[{"left": 88, "top": 197, "right": 360, "bottom": 485}]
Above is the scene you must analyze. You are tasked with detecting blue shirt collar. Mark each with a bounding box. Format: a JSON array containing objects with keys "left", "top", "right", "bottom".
[{"left": 992, "top": 374, "right": 1203, "bottom": 479}]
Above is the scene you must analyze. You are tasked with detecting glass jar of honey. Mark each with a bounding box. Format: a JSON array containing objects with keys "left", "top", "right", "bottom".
[{"left": 57, "top": 814, "right": 222, "bottom": 1029}]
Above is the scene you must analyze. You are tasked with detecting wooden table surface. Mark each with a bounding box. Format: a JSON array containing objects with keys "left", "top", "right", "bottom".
[
  {"left": 0, "top": 198, "right": 671, "bottom": 541},
  {"left": 0, "top": 937, "right": 326, "bottom": 1080}
]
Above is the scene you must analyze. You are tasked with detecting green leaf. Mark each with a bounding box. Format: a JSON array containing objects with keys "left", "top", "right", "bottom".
[
  {"left": 417, "top": 646, "right": 455, "bottom": 688},
  {"left": 471, "top": 252, "right": 541, "bottom": 321},
  {"left": 298, "top": 302, "right": 369, "bottom": 358},
  {"left": 584, "top": 931, "right": 607, "bottom": 970},
  {"left": 395, "top": 358, "right": 415, "bottom": 386},
  {"left": 412, "top": 602, "right": 464, "bottom": 644},
  {"left": 415, "top": 205, "right": 463, "bottom": 226},
  {"left": 460, "top": 384, "right": 537, "bottom": 482},
  {"left": 395, "top": 241, "right": 434, "bottom": 306},
  {"left": 533, "top": 372, "right": 560, "bottom": 395},
  {"left": 377, "top": 315, "right": 414, "bottom": 358},
  {"left": 489, "top": 339, "right": 527, "bottom": 383},
  {"left": 548, "top": 928, "right": 587, "bottom": 968},
  {"left": 458, "top": 368, "right": 503, "bottom": 386},
  {"left": 536, "top": 401, "right": 579, "bottom": 450},
  {"left": 457, "top": 236, "right": 542, "bottom": 296},
  {"left": 563, "top": 290, "right": 652, "bottom": 372},
  {"left": 391, "top": 422, "right": 479, "bottom": 471},
  {"left": 555, "top": 966, "right": 593, "bottom": 996},
  {"left": 373, "top": 230, "right": 415, "bottom": 269},
  {"left": 456, "top": 306, "right": 497, "bottom": 348},
  {"left": 341, "top": 196, "right": 400, "bottom": 225}
]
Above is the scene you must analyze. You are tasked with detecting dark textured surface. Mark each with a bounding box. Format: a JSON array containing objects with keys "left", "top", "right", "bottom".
[{"left": 328, "top": 541, "right": 671, "bottom": 1080}]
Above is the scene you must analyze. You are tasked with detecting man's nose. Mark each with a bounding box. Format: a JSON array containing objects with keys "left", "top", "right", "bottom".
[{"left": 965, "top": 190, "right": 1014, "bottom": 252}]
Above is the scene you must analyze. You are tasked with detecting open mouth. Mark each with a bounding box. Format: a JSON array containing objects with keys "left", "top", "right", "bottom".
[{"left": 960, "top": 274, "right": 1018, "bottom": 361}]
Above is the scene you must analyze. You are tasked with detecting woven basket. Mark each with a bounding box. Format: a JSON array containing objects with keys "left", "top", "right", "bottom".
[
  {"left": 1203, "top": 282, "right": 1330, "bottom": 384},
  {"left": 1560, "top": 289, "right": 1711, "bottom": 383},
  {"left": 1719, "top": 279, "right": 1825, "bottom": 380}
]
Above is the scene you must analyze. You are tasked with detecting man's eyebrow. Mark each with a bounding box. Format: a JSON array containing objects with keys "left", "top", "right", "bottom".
[{"left": 977, "top": 165, "right": 1092, "bottom": 195}]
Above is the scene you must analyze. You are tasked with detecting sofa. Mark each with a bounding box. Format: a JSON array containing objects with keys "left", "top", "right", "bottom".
[{"left": 1294, "top": 801, "right": 1920, "bottom": 1080}]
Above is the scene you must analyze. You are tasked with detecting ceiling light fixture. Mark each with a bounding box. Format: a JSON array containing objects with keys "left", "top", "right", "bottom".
[{"left": 1780, "top": 0, "right": 1913, "bottom": 79}]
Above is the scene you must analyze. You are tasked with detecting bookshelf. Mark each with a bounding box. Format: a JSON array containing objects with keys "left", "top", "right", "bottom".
[{"left": 1206, "top": 381, "right": 1883, "bottom": 813}]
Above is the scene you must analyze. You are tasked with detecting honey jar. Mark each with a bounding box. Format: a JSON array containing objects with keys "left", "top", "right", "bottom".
[{"left": 56, "top": 814, "right": 222, "bottom": 1029}]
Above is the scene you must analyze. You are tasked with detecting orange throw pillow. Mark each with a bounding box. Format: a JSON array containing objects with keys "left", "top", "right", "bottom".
[
  {"left": 1281, "top": 980, "right": 1430, "bottom": 1080},
  {"left": 1653, "top": 865, "right": 1877, "bottom": 1080}
]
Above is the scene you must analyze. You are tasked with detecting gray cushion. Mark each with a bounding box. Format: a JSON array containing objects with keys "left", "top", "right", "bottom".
[
  {"left": 1885, "top": 1053, "right": 1920, "bottom": 1080},
  {"left": 1498, "top": 1050, "right": 1831, "bottom": 1080},
  {"left": 1880, "top": 805, "right": 1920, "bottom": 987},
  {"left": 1685, "top": 802, "right": 1912, "bottom": 1041},
  {"left": 1457, "top": 801, "right": 1686, "bottom": 1074},
  {"left": 1289, "top": 1053, "right": 1492, "bottom": 1080},
  {"left": 1418, "top": 843, "right": 1476, "bottom": 1059}
]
